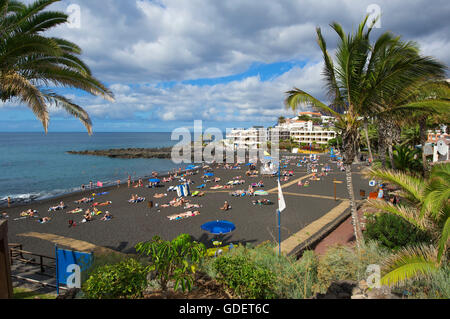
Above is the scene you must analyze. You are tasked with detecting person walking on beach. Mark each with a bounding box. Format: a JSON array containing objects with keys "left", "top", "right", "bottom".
[
  {"left": 117, "top": 180, "right": 120, "bottom": 188},
  {"left": 7, "top": 196, "right": 11, "bottom": 208},
  {"left": 89, "top": 181, "right": 93, "bottom": 189},
  {"left": 128, "top": 175, "right": 131, "bottom": 188}
]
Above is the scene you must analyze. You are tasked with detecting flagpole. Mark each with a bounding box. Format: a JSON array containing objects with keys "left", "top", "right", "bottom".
[{"left": 277, "top": 163, "right": 281, "bottom": 256}]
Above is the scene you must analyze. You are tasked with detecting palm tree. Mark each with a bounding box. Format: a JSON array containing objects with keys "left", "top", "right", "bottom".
[
  {"left": 0, "top": 0, "right": 114, "bottom": 134},
  {"left": 277, "top": 116, "right": 286, "bottom": 125},
  {"left": 366, "top": 164, "right": 449, "bottom": 287},
  {"left": 375, "top": 79, "right": 449, "bottom": 174},
  {"left": 285, "top": 16, "right": 444, "bottom": 248}
]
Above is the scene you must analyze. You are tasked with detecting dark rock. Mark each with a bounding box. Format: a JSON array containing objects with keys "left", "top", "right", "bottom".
[{"left": 56, "top": 288, "right": 80, "bottom": 299}]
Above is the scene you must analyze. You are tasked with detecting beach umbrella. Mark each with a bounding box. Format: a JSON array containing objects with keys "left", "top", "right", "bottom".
[
  {"left": 254, "top": 190, "right": 269, "bottom": 196},
  {"left": 186, "top": 165, "right": 196, "bottom": 170},
  {"left": 201, "top": 220, "right": 236, "bottom": 235},
  {"left": 204, "top": 172, "right": 214, "bottom": 177},
  {"left": 149, "top": 178, "right": 160, "bottom": 183}
]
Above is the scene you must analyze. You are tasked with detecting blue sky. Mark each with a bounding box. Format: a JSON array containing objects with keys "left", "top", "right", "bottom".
[{"left": 1, "top": 0, "right": 449, "bottom": 133}]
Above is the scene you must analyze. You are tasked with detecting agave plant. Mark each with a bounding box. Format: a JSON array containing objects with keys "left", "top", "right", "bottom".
[
  {"left": 0, "top": 0, "right": 114, "bottom": 134},
  {"left": 366, "top": 163, "right": 449, "bottom": 287}
]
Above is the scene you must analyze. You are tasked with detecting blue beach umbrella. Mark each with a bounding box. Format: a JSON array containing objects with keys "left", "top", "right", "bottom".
[
  {"left": 186, "top": 165, "right": 196, "bottom": 170},
  {"left": 201, "top": 220, "right": 236, "bottom": 235},
  {"left": 204, "top": 172, "right": 214, "bottom": 177},
  {"left": 149, "top": 178, "right": 160, "bottom": 183}
]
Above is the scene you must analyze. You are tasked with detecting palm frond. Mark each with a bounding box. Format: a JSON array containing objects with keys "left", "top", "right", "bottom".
[
  {"left": 436, "top": 217, "right": 450, "bottom": 263},
  {"left": 285, "top": 88, "right": 340, "bottom": 117},
  {"left": 365, "top": 168, "right": 425, "bottom": 203},
  {"left": 381, "top": 244, "right": 440, "bottom": 287},
  {"left": 366, "top": 199, "right": 432, "bottom": 232},
  {"left": 42, "top": 91, "right": 93, "bottom": 135}
]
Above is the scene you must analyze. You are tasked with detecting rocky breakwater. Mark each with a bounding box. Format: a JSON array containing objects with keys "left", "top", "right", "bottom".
[{"left": 67, "top": 147, "right": 175, "bottom": 159}]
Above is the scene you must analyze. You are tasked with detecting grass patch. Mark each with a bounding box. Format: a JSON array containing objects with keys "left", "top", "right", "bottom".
[{"left": 13, "top": 287, "right": 56, "bottom": 299}]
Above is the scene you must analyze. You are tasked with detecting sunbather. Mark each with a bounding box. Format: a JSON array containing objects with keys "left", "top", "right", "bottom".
[
  {"left": 93, "top": 201, "right": 112, "bottom": 207},
  {"left": 75, "top": 197, "right": 93, "bottom": 204},
  {"left": 101, "top": 211, "right": 112, "bottom": 221},
  {"left": 81, "top": 211, "right": 92, "bottom": 223},
  {"left": 220, "top": 201, "right": 232, "bottom": 211},
  {"left": 68, "top": 207, "right": 83, "bottom": 214},
  {"left": 38, "top": 217, "right": 51, "bottom": 224},
  {"left": 21, "top": 209, "right": 38, "bottom": 217},
  {"left": 48, "top": 202, "right": 67, "bottom": 211}
]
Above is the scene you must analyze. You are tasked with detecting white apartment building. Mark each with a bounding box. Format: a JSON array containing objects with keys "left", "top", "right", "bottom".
[
  {"left": 290, "top": 126, "right": 336, "bottom": 145},
  {"left": 225, "top": 114, "right": 337, "bottom": 150},
  {"left": 226, "top": 126, "right": 267, "bottom": 150}
]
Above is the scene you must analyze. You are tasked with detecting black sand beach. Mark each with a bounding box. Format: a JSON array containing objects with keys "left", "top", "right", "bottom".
[{"left": 3, "top": 153, "right": 370, "bottom": 258}]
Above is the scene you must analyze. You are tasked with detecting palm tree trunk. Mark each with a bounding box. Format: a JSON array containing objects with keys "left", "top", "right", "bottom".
[
  {"left": 364, "top": 118, "right": 373, "bottom": 163},
  {"left": 388, "top": 144, "right": 395, "bottom": 170},
  {"left": 342, "top": 129, "right": 364, "bottom": 248},
  {"left": 378, "top": 118, "right": 387, "bottom": 167},
  {"left": 418, "top": 117, "right": 430, "bottom": 177},
  {"left": 344, "top": 164, "right": 364, "bottom": 248}
]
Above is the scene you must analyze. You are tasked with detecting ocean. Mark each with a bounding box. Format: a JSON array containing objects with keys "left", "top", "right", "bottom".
[{"left": 0, "top": 132, "right": 183, "bottom": 206}]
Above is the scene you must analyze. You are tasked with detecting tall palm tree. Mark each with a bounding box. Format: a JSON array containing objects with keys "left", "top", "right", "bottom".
[
  {"left": 378, "top": 80, "right": 450, "bottom": 175},
  {"left": 0, "top": 0, "right": 114, "bottom": 134},
  {"left": 285, "top": 16, "right": 446, "bottom": 248},
  {"left": 366, "top": 164, "right": 449, "bottom": 287}
]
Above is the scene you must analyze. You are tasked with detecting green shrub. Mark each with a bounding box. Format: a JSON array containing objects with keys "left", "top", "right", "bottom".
[
  {"left": 213, "top": 255, "right": 276, "bottom": 299},
  {"left": 135, "top": 234, "right": 206, "bottom": 292},
  {"left": 364, "top": 213, "right": 432, "bottom": 250},
  {"left": 203, "top": 243, "right": 319, "bottom": 299},
  {"left": 316, "top": 241, "right": 391, "bottom": 293},
  {"left": 82, "top": 258, "right": 149, "bottom": 299}
]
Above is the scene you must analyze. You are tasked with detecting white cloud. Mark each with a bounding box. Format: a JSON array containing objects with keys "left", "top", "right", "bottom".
[{"left": 10, "top": 0, "right": 450, "bottom": 131}]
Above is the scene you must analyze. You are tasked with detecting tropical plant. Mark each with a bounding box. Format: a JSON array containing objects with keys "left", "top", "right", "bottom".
[
  {"left": 386, "top": 145, "right": 422, "bottom": 173},
  {"left": 277, "top": 116, "right": 286, "bottom": 124},
  {"left": 366, "top": 163, "right": 450, "bottom": 287},
  {"left": 316, "top": 241, "right": 391, "bottom": 293},
  {"left": 0, "top": 0, "right": 114, "bottom": 134},
  {"left": 400, "top": 125, "right": 421, "bottom": 148},
  {"left": 285, "top": 15, "right": 449, "bottom": 246},
  {"left": 82, "top": 258, "right": 149, "bottom": 299},
  {"left": 382, "top": 80, "right": 450, "bottom": 174},
  {"left": 202, "top": 243, "right": 319, "bottom": 299},
  {"left": 135, "top": 234, "right": 206, "bottom": 293},
  {"left": 364, "top": 212, "right": 431, "bottom": 250}
]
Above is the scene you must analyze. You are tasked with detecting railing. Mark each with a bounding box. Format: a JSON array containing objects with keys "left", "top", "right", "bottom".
[{"left": 8, "top": 243, "right": 55, "bottom": 275}]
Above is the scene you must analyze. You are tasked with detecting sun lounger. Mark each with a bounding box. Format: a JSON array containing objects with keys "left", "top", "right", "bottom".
[
  {"left": 167, "top": 211, "right": 200, "bottom": 221},
  {"left": 128, "top": 197, "right": 145, "bottom": 203},
  {"left": 48, "top": 205, "right": 67, "bottom": 212}
]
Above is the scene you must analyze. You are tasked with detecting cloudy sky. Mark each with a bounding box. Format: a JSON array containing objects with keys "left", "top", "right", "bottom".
[{"left": 1, "top": 0, "right": 449, "bottom": 133}]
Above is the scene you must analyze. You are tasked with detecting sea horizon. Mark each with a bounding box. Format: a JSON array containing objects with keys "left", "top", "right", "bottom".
[{"left": 0, "top": 132, "right": 185, "bottom": 206}]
